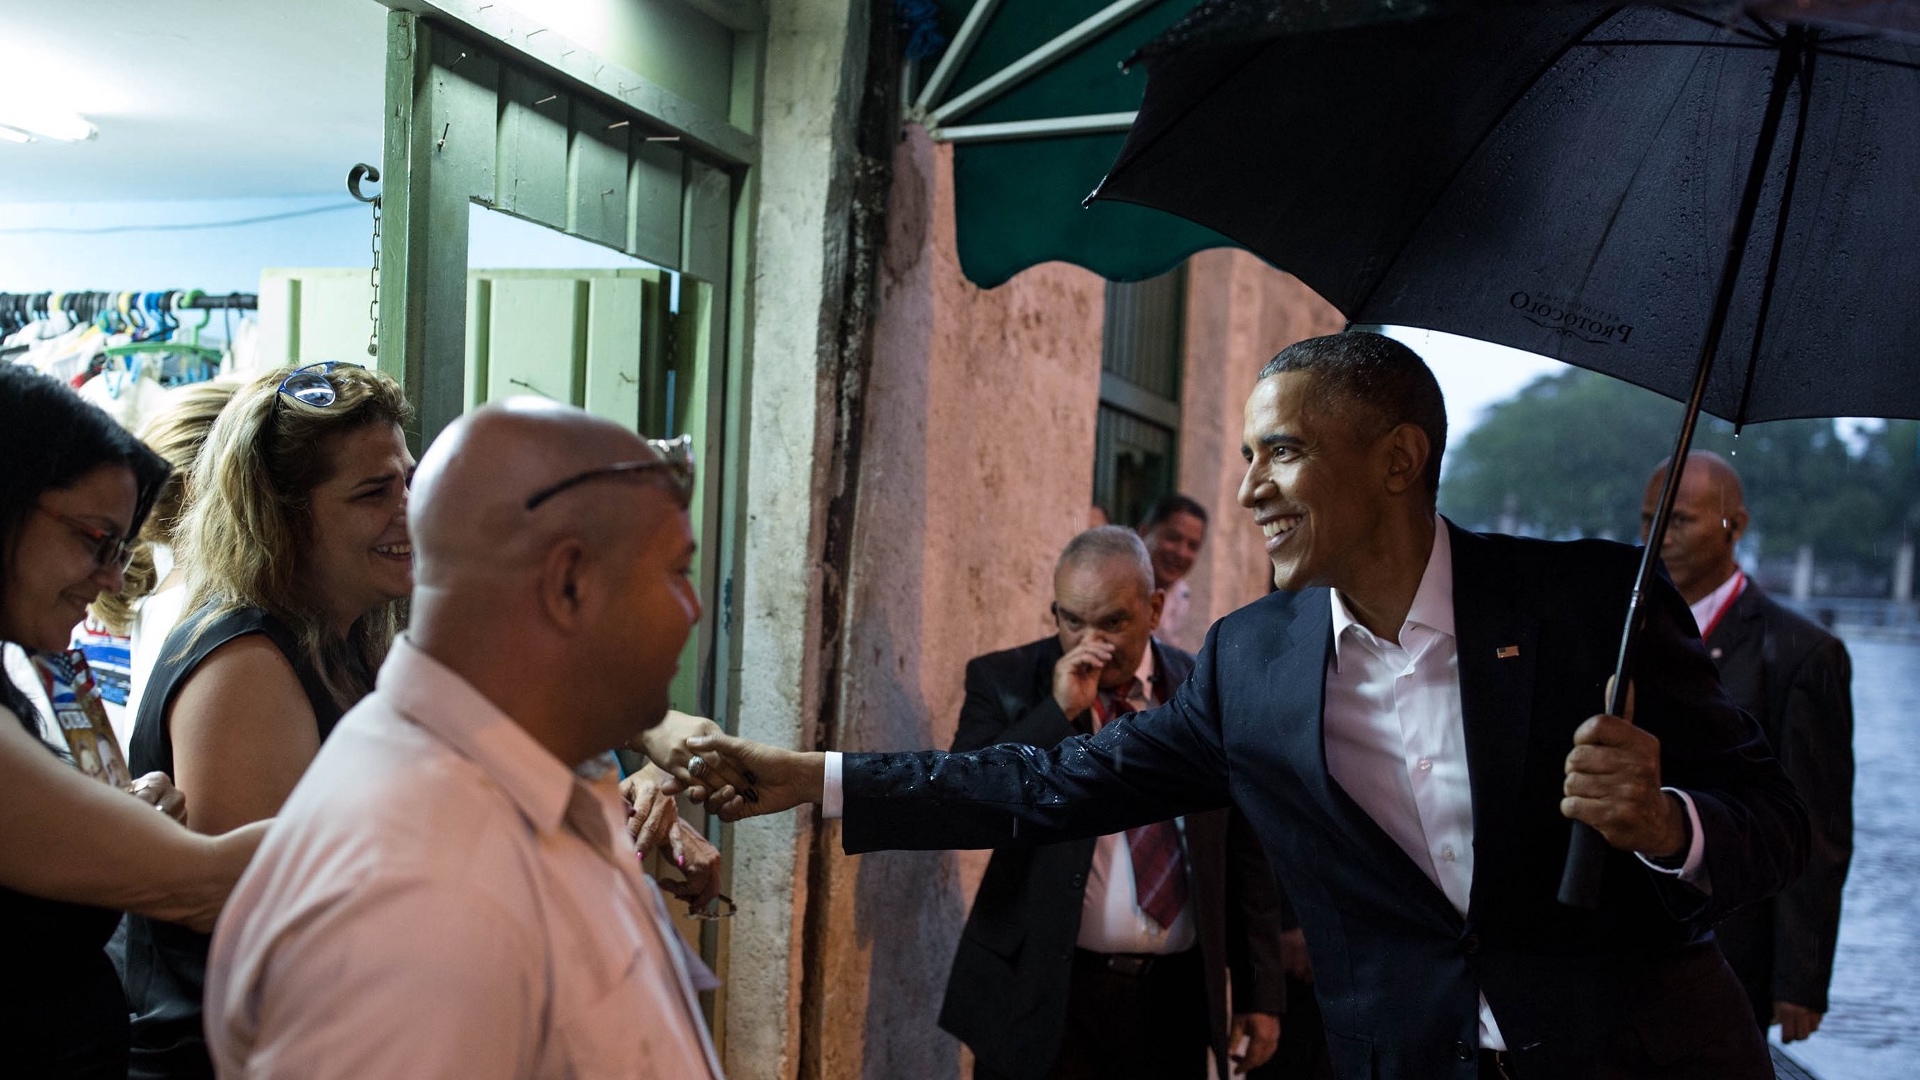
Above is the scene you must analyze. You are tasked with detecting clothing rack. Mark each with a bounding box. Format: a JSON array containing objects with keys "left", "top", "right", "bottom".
[
  {"left": 1, "top": 290, "right": 257, "bottom": 370},
  {"left": 0, "top": 290, "right": 257, "bottom": 326}
]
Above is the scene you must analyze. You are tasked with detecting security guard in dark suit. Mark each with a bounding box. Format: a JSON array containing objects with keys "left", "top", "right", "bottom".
[{"left": 1642, "top": 452, "right": 1853, "bottom": 1044}]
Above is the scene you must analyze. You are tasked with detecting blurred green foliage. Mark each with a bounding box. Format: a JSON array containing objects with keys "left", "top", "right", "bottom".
[{"left": 1438, "top": 369, "right": 1920, "bottom": 573}]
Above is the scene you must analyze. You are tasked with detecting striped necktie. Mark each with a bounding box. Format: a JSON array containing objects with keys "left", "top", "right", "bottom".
[{"left": 1099, "top": 685, "right": 1189, "bottom": 931}]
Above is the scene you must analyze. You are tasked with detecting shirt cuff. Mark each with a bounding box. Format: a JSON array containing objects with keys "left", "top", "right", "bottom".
[
  {"left": 1635, "top": 787, "right": 1706, "bottom": 887},
  {"left": 822, "top": 751, "right": 844, "bottom": 820}
]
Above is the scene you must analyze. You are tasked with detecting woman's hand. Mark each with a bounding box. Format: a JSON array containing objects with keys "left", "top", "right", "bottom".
[
  {"left": 126, "top": 771, "right": 188, "bottom": 825},
  {"left": 655, "top": 819, "right": 723, "bottom": 913},
  {"left": 621, "top": 763, "right": 680, "bottom": 853}
]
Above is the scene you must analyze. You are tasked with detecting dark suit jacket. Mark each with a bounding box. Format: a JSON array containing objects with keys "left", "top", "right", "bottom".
[
  {"left": 842, "top": 525, "right": 1808, "bottom": 1080},
  {"left": 940, "top": 636, "right": 1286, "bottom": 1080},
  {"left": 1703, "top": 580, "right": 1853, "bottom": 1016}
]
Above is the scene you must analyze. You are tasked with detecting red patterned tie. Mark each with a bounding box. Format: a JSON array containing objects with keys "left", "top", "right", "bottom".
[{"left": 1099, "top": 688, "right": 1189, "bottom": 931}]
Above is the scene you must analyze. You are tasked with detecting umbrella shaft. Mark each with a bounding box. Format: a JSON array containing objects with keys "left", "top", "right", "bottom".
[
  {"left": 1615, "top": 23, "right": 1808, "bottom": 707},
  {"left": 1562, "top": 25, "right": 1811, "bottom": 909}
]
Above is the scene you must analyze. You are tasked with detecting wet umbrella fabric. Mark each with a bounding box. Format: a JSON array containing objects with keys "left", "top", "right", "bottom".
[
  {"left": 1093, "top": 0, "right": 1920, "bottom": 426},
  {"left": 1093, "top": 0, "right": 1920, "bottom": 905}
]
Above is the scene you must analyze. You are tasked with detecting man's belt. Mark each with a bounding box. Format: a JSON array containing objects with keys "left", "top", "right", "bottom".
[{"left": 1075, "top": 947, "right": 1187, "bottom": 977}]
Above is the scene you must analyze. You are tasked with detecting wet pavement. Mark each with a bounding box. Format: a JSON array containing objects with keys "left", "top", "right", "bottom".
[{"left": 1777, "top": 638, "right": 1920, "bottom": 1080}]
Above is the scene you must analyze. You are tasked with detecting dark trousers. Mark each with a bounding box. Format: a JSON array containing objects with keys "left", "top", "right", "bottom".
[{"left": 977, "top": 947, "right": 1210, "bottom": 1080}]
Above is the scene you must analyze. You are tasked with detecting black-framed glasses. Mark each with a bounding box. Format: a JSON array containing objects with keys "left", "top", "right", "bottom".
[
  {"left": 524, "top": 435, "right": 696, "bottom": 510},
  {"left": 276, "top": 361, "right": 364, "bottom": 409},
  {"left": 37, "top": 506, "right": 135, "bottom": 574}
]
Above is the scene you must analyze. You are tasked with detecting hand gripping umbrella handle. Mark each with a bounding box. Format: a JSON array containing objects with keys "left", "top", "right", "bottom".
[
  {"left": 1557, "top": 410, "right": 1686, "bottom": 909},
  {"left": 1557, "top": 623, "right": 1641, "bottom": 909}
]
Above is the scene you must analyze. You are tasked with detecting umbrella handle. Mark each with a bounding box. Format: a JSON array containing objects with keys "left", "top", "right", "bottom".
[
  {"left": 1556, "top": 579, "right": 1646, "bottom": 909},
  {"left": 1559, "top": 822, "right": 1612, "bottom": 910}
]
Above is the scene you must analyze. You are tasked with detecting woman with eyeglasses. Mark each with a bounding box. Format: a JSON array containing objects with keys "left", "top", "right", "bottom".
[
  {"left": 0, "top": 364, "right": 266, "bottom": 1079},
  {"left": 121, "top": 363, "right": 415, "bottom": 1080}
]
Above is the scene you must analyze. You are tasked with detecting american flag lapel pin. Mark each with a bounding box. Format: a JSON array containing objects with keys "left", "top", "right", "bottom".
[{"left": 1495, "top": 645, "right": 1520, "bottom": 659}]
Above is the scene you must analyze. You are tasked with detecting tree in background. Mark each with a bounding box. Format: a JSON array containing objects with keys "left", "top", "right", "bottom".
[{"left": 1439, "top": 368, "right": 1920, "bottom": 592}]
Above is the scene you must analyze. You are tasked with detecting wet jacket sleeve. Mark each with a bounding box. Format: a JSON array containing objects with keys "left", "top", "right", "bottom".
[{"left": 843, "top": 624, "right": 1235, "bottom": 855}]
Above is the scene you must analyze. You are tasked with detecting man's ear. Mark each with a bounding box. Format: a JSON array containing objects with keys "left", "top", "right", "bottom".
[
  {"left": 540, "top": 541, "right": 590, "bottom": 631},
  {"left": 1727, "top": 507, "right": 1751, "bottom": 546},
  {"left": 1381, "top": 423, "right": 1431, "bottom": 497},
  {"left": 1148, "top": 587, "right": 1165, "bottom": 629}
]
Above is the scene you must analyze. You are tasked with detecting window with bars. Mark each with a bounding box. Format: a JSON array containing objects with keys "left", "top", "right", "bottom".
[{"left": 1093, "top": 264, "right": 1186, "bottom": 527}]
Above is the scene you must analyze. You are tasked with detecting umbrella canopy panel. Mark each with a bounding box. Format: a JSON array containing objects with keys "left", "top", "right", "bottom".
[
  {"left": 922, "top": 0, "right": 1237, "bottom": 287},
  {"left": 1096, "top": 3, "right": 1920, "bottom": 423}
]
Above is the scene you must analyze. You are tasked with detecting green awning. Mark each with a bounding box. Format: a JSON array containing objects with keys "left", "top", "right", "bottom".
[{"left": 916, "top": 0, "right": 1235, "bottom": 288}]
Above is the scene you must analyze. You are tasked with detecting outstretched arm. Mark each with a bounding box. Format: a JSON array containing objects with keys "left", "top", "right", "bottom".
[{"left": 690, "top": 620, "right": 1237, "bottom": 853}]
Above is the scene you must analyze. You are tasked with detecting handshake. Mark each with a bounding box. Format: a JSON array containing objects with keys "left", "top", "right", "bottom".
[{"left": 635, "top": 711, "right": 826, "bottom": 821}]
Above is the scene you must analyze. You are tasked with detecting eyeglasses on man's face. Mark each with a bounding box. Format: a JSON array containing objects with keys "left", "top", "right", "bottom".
[
  {"left": 37, "top": 506, "right": 135, "bottom": 575},
  {"left": 523, "top": 435, "right": 696, "bottom": 511}
]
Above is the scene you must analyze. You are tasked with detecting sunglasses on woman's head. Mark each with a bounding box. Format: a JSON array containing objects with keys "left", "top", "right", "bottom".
[{"left": 275, "top": 361, "right": 365, "bottom": 410}]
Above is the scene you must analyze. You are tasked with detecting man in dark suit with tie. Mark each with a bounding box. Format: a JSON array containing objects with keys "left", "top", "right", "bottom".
[
  {"left": 947, "top": 526, "right": 1285, "bottom": 1080},
  {"left": 681, "top": 332, "right": 1807, "bottom": 1080},
  {"left": 1640, "top": 452, "right": 1853, "bottom": 1045}
]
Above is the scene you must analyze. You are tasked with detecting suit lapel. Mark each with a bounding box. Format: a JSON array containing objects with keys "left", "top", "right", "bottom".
[
  {"left": 1705, "top": 582, "right": 1766, "bottom": 661},
  {"left": 1705, "top": 584, "right": 1768, "bottom": 727},
  {"left": 1448, "top": 525, "right": 1541, "bottom": 866},
  {"left": 1150, "top": 637, "right": 1194, "bottom": 697},
  {"left": 1265, "top": 593, "right": 1337, "bottom": 807}
]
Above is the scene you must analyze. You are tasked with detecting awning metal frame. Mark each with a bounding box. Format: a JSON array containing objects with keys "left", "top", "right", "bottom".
[{"left": 910, "top": 0, "right": 1155, "bottom": 143}]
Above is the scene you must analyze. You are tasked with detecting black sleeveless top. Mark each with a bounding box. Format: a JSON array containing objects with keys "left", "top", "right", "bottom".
[
  {"left": 0, "top": 706, "right": 130, "bottom": 1080},
  {"left": 119, "top": 605, "right": 345, "bottom": 1080}
]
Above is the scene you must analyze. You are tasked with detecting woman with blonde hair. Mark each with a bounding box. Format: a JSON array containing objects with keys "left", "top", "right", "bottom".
[
  {"left": 121, "top": 362, "right": 415, "bottom": 1080},
  {"left": 82, "top": 380, "right": 239, "bottom": 741}
]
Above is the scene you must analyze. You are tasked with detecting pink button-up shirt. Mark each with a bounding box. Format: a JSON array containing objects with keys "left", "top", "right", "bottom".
[{"left": 207, "top": 636, "right": 722, "bottom": 1079}]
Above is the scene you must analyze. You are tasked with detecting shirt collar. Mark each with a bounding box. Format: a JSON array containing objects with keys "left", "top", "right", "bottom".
[
  {"left": 1687, "top": 566, "right": 1746, "bottom": 635},
  {"left": 1135, "top": 639, "right": 1158, "bottom": 689},
  {"left": 1330, "top": 518, "right": 1456, "bottom": 666},
  {"left": 375, "top": 635, "right": 578, "bottom": 838}
]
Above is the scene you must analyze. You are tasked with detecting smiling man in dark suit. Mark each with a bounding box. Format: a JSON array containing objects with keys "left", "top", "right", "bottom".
[
  {"left": 682, "top": 332, "right": 1808, "bottom": 1080},
  {"left": 947, "top": 526, "right": 1284, "bottom": 1080},
  {"left": 1640, "top": 452, "right": 1853, "bottom": 1045}
]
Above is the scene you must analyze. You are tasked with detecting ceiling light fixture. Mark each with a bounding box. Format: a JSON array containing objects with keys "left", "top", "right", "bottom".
[{"left": 0, "top": 102, "right": 97, "bottom": 143}]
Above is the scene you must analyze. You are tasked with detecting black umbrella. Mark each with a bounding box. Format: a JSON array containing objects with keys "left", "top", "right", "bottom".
[{"left": 1091, "top": 0, "right": 1920, "bottom": 906}]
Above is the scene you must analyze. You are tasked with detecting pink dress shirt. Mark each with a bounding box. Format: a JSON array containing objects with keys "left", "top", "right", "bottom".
[{"left": 207, "top": 636, "right": 722, "bottom": 1079}]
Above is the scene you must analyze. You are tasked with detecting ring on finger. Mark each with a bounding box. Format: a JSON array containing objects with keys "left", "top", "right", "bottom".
[{"left": 687, "top": 754, "right": 707, "bottom": 777}]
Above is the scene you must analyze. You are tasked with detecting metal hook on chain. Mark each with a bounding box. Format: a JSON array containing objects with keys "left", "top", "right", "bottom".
[{"left": 346, "top": 164, "right": 383, "bottom": 357}]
